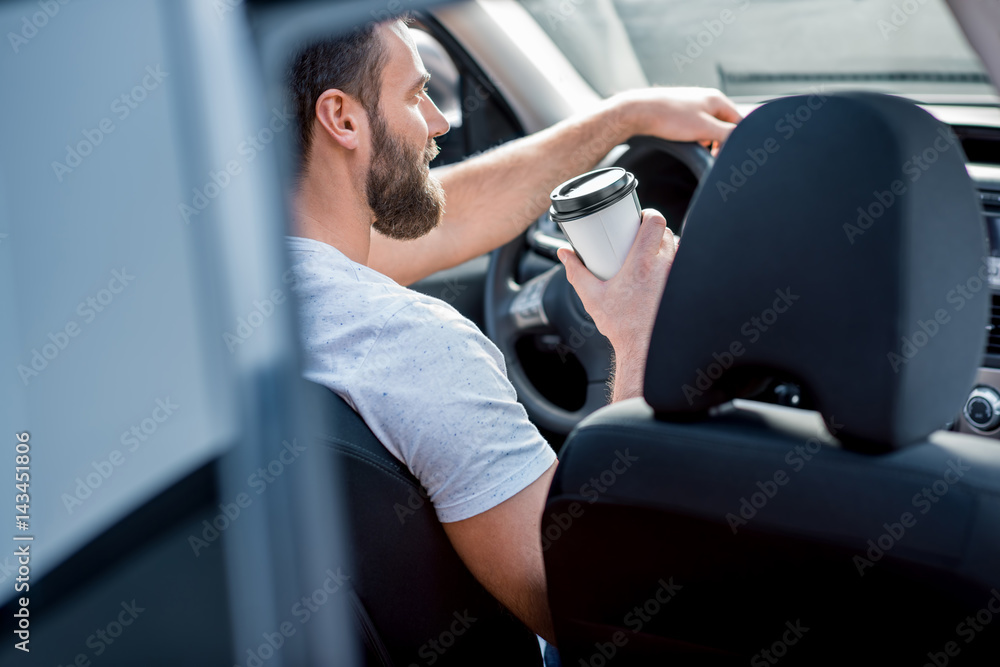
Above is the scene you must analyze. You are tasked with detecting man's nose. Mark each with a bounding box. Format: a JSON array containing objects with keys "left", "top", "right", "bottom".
[{"left": 424, "top": 96, "right": 450, "bottom": 139}]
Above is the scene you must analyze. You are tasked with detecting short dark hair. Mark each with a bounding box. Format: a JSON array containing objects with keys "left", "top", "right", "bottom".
[{"left": 288, "top": 22, "right": 389, "bottom": 165}]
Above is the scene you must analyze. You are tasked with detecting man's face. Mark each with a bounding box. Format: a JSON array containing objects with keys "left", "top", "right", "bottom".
[{"left": 365, "top": 22, "right": 450, "bottom": 241}]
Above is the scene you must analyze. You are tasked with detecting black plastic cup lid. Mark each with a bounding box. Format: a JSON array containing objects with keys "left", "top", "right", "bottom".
[{"left": 549, "top": 167, "right": 638, "bottom": 222}]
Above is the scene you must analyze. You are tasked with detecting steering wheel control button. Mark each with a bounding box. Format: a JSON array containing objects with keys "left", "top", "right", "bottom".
[
  {"left": 964, "top": 386, "right": 1000, "bottom": 431},
  {"left": 511, "top": 270, "right": 553, "bottom": 330},
  {"left": 549, "top": 167, "right": 641, "bottom": 281}
]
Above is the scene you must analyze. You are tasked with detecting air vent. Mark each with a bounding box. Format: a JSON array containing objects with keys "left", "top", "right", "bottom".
[
  {"left": 988, "top": 294, "right": 1000, "bottom": 357},
  {"left": 716, "top": 68, "right": 994, "bottom": 98},
  {"left": 721, "top": 71, "right": 992, "bottom": 85},
  {"left": 983, "top": 191, "right": 1000, "bottom": 210},
  {"left": 955, "top": 126, "right": 1000, "bottom": 166}
]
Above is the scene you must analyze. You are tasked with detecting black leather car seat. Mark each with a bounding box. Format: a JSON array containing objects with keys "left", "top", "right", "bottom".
[
  {"left": 299, "top": 378, "right": 542, "bottom": 666},
  {"left": 542, "top": 92, "right": 1000, "bottom": 665}
]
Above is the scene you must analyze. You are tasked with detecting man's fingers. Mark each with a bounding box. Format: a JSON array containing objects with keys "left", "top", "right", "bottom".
[
  {"left": 560, "top": 209, "right": 668, "bottom": 291},
  {"left": 701, "top": 113, "right": 738, "bottom": 144},
  {"left": 557, "top": 247, "right": 599, "bottom": 293},
  {"left": 661, "top": 226, "right": 678, "bottom": 256},
  {"left": 709, "top": 94, "right": 744, "bottom": 125},
  {"left": 625, "top": 209, "right": 667, "bottom": 267}
]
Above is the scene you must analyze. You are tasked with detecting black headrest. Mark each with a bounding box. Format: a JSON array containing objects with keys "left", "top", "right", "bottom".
[{"left": 644, "top": 92, "right": 988, "bottom": 450}]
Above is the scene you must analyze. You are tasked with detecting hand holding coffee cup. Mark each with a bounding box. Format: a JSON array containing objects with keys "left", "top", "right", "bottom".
[
  {"left": 554, "top": 168, "right": 678, "bottom": 387},
  {"left": 557, "top": 204, "right": 677, "bottom": 400}
]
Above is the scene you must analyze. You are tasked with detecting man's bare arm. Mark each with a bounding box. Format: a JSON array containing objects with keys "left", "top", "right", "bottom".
[
  {"left": 435, "top": 217, "right": 673, "bottom": 646},
  {"left": 368, "top": 88, "right": 740, "bottom": 285},
  {"left": 441, "top": 461, "right": 558, "bottom": 643}
]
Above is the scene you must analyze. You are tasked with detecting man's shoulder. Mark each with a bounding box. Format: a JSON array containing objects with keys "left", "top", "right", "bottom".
[
  {"left": 371, "top": 294, "right": 496, "bottom": 369},
  {"left": 286, "top": 236, "right": 497, "bottom": 373},
  {"left": 285, "top": 235, "right": 390, "bottom": 289}
]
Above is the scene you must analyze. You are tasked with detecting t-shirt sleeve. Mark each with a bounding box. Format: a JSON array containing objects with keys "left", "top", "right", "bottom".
[{"left": 346, "top": 300, "right": 556, "bottom": 523}]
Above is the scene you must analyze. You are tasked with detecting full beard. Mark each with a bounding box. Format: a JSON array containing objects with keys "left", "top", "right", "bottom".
[{"left": 365, "top": 112, "right": 445, "bottom": 241}]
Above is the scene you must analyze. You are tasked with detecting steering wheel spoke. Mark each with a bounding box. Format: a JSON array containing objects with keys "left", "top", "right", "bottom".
[
  {"left": 508, "top": 266, "right": 558, "bottom": 334},
  {"left": 486, "top": 241, "right": 615, "bottom": 435}
]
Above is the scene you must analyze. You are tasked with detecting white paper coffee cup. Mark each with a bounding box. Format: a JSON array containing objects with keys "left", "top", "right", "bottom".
[{"left": 549, "top": 167, "right": 641, "bottom": 281}]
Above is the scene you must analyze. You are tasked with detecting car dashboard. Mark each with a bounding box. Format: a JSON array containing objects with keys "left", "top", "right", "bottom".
[{"left": 894, "top": 104, "right": 1000, "bottom": 438}]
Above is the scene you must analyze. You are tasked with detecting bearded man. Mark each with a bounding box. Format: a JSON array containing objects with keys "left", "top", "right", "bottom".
[{"left": 286, "top": 18, "right": 742, "bottom": 642}]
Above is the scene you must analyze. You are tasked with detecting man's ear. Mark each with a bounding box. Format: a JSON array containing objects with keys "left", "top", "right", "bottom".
[{"left": 314, "top": 89, "right": 365, "bottom": 150}]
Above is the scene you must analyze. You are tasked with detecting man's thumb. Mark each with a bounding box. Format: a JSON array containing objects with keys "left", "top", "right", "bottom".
[{"left": 558, "top": 247, "right": 597, "bottom": 290}]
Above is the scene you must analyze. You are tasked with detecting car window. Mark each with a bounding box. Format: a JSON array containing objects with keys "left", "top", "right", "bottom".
[
  {"left": 519, "top": 0, "right": 996, "bottom": 99},
  {"left": 413, "top": 18, "right": 524, "bottom": 165}
]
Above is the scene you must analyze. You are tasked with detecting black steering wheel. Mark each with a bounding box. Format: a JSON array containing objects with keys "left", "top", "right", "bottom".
[{"left": 484, "top": 137, "right": 714, "bottom": 435}]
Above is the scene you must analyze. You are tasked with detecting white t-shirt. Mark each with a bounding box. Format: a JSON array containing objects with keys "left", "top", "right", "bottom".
[{"left": 286, "top": 236, "right": 556, "bottom": 523}]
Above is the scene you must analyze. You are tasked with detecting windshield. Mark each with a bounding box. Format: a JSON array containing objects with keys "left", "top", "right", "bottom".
[{"left": 518, "top": 0, "right": 996, "bottom": 100}]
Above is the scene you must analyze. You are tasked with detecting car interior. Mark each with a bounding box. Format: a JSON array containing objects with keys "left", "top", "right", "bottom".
[{"left": 4, "top": 0, "right": 1000, "bottom": 665}]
